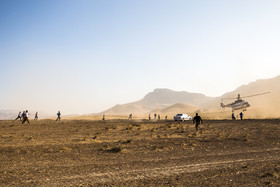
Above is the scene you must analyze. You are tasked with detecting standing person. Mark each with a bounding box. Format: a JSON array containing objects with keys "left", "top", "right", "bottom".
[
  {"left": 56, "top": 111, "right": 61, "bottom": 121},
  {"left": 232, "top": 113, "right": 236, "bottom": 120},
  {"left": 34, "top": 112, "right": 38, "bottom": 120},
  {"left": 15, "top": 111, "right": 22, "bottom": 120},
  {"left": 102, "top": 114, "right": 105, "bottom": 121},
  {"left": 158, "top": 114, "right": 160, "bottom": 120},
  {"left": 128, "top": 113, "right": 132, "bottom": 120},
  {"left": 154, "top": 113, "right": 157, "bottom": 119},
  {"left": 148, "top": 114, "right": 151, "bottom": 120},
  {"left": 193, "top": 113, "right": 203, "bottom": 131},
  {"left": 165, "top": 115, "right": 168, "bottom": 120},
  {"left": 239, "top": 112, "right": 244, "bottom": 120},
  {"left": 22, "top": 110, "right": 30, "bottom": 124}
]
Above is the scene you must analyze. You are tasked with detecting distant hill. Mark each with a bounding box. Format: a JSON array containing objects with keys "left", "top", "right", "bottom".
[
  {"left": 151, "top": 103, "right": 198, "bottom": 115},
  {"left": 100, "top": 88, "right": 214, "bottom": 115},
  {"left": 3, "top": 76, "right": 278, "bottom": 119},
  {"left": 101, "top": 75, "right": 280, "bottom": 118},
  {"left": 139, "top": 88, "right": 214, "bottom": 106}
]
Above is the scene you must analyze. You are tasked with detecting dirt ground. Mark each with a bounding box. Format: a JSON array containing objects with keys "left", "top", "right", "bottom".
[{"left": 0, "top": 119, "right": 279, "bottom": 186}]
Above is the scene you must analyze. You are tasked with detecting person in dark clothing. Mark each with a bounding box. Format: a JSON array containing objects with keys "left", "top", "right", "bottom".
[
  {"left": 56, "top": 111, "right": 61, "bottom": 121},
  {"left": 239, "top": 112, "right": 244, "bottom": 120},
  {"left": 232, "top": 113, "right": 236, "bottom": 120},
  {"left": 19, "top": 111, "right": 25, "bottom": 122},
  {"left": 34, "top": 112, "right": 38, "bottom": 120},
  {"left": 15, "top": 111, "right": 22, "bottom": 120},
  {"left": 193, "top": 113, "right": 203, "bottom": 131}
]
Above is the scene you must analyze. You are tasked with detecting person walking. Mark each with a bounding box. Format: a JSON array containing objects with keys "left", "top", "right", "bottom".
[
  {"left": 34, "top": 112, "right": 38, "bottom": 120},
  {"left": 20, "top": 111, "right": 26, "bottom": 123},
  {"left": 21, "top": 110, "right": 30, "bottom": 124},
  {"left": 232, "top": 113, "right": 236, "bottom": 120},
  {"left": 128, "top": 113, "right": 132, "bottom": 120},
  {"left": 193, "top": 113, "right": 203, "bottom": 131},
  {"left": 56, "top": 111, "right": 61, "bottom": 121},
  {"left": 239, "top": 112, "right": 244, "bottom": 120},
  {"left": 15, "top": 111, "right": 22, "bottom": 120}
]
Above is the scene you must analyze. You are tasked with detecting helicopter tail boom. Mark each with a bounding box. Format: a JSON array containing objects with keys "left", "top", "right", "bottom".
[{"left": 220, "top": 103, "right": 231, "bottom": 108}]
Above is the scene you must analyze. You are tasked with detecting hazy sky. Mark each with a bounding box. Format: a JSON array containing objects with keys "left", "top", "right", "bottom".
[{"left": 1, "top": 0, "right": 280, "bottom": 114}]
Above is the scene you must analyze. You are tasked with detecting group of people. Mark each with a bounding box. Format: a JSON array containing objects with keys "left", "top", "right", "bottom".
[
  {"left": 126, "top": 112, "right": 203, "bottom": 131},
  {"left": 15, "top": 111, "right": 62, "bottom": 123},
  {"left": 15, "top": 110, "right": 31, "bottom": 124},
  {"left": 148, "top": 113, "right": 168, "bottom": 120},
  {"left": 232, "top": 112, "right": 244, "bottom": 120},
  {"left": 14, "top": 109, "right": 241, "bottom": 132}
]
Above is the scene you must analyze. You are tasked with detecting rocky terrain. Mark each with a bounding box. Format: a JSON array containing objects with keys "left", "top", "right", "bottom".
[{"left": 0, "top": 119, "right": 279, "bottom": 186}]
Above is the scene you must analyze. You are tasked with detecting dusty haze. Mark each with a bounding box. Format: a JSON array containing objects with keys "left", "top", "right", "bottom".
[{"left": 99, "top": 75, "right": 280, "bottom": 119}]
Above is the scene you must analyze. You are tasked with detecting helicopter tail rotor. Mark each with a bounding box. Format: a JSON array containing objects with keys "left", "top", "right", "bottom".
[{"left": 220, "top": 98, "right": 225, "bottom": 108}]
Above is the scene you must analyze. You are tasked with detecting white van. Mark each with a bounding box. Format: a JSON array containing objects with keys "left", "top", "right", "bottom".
[{"left": 174, "top": 114, "right": 192, "bottom": 121}]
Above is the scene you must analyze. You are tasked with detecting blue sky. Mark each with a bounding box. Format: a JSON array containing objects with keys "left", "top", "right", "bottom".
[{"left": 1, "top": 0, "right": 280, "bottom": 114}]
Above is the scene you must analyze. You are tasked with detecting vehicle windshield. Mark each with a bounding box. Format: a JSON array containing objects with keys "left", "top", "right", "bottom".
[{"left": 176, "top": 114, "right": 182, "bottom": 116}]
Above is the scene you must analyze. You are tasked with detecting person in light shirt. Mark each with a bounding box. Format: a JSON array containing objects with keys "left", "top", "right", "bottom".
[{"left": 21, "top": 110, "right": 30, "bottom": 124}]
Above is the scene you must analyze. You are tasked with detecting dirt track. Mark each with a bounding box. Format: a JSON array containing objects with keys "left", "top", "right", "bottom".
[{"left": 1, "top": 119, "right": 279, "bottom": 186}]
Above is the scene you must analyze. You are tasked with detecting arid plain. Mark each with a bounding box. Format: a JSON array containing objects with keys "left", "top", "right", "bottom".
[{"left": 1, "top": 118, "right": 279, "bottom": 186}]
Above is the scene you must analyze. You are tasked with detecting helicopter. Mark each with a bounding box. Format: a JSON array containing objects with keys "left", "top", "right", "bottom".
[{"left": 220, "top": 92, "right": 270, "bottom": 112}]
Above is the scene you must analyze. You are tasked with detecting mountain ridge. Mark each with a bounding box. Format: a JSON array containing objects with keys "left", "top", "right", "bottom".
[
  {"left": 100, "top": 88, "right": 215, "bottom": 115},
  {"left": 1, "top": 75, "right": 279, "bottom": 119},
  {"left": 100, "top": 75, "right": 280, "bottom": 118}
]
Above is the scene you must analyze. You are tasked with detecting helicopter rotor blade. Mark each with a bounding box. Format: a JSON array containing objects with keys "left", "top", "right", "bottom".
[
  {"left": 221, "top": 92, "right": 270, "bottom": 100},
  {"left": 241, "top": 92, "right": 270, "bottom": 98},
  {"left": 221, "top": 97, "right": 236, "bottom": 100}
]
